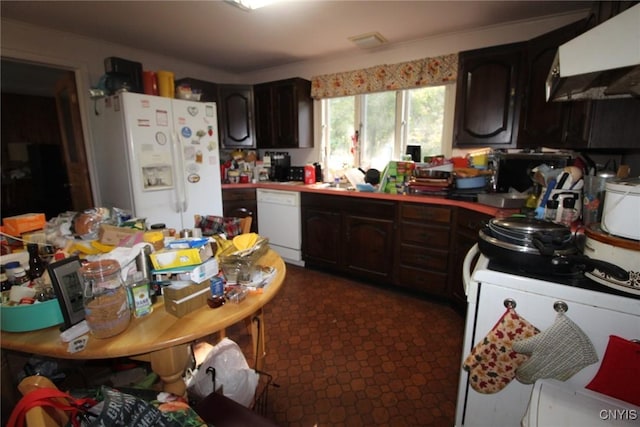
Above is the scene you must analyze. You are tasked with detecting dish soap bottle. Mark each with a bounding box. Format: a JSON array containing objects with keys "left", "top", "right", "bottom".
[{"left": 525, "top": 183, "right": 541, "bottom": 209}]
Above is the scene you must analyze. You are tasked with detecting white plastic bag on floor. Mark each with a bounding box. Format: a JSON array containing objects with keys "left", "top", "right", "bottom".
[{"left": 186, "top": 337, "right": 259, "bottom": 407}]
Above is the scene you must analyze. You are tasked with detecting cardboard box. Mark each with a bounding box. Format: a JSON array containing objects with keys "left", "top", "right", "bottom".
[
  {"left": 99, "top": 224, "right": 144, "bottom": 246},
  {"left": 2, "top": 213, "right": 46, "bottom": 236},
  {"left": 163, "top": 280, "right": 211, "bottom": 317},
  {"left": 150, "top": 243, "right": 213, "bottom": 270}
]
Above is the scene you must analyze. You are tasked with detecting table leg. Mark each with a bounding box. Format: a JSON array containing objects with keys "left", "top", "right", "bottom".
[{"left": 132, "top": 344, "right": 191, "bottom": 396}]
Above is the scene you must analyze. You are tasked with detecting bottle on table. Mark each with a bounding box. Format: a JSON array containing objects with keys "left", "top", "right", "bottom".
[{"left": 27, "top": 243, "right": 46, "bottom": 280}]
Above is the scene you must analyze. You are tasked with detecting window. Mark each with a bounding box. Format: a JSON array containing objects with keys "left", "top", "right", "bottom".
[{"left": 321, "top": 84, "right": 455, "bottom": 177}]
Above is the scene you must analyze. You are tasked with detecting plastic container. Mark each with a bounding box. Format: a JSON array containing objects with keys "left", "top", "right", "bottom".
[
  {"left": 144, "top": 231, "right": 165, "bottom": 251},
  {"left": 455, "top": 175, "right": 487, "bottom": 189},
  {"left": 219, "top": 238, "right": 269, "bottom": 284},
  {"left": 0, "top": 299, "right": 64, "bottom": 332},
  {"left": 79, "top": 260, "right": 131, "bottom": 338},
  {"left": 304, "top": 164, "right": 316, "bottom": 185}
]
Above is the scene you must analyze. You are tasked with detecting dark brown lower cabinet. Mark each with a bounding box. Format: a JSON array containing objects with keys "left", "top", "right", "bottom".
[
  {"left": 301, "top": 193, "right": 395, "bottom": 283},
  {"left": 449, "top": 208, "right": 491, "bottom": 312},
  {"left": 301, "top": 193, "right": 495, "bottom": 307},
  {"left": 301, "top": 207, "right": 341, "bottom": 267},
  {"left": 394, "top": 203, "right": 452, "bottom": 297}
]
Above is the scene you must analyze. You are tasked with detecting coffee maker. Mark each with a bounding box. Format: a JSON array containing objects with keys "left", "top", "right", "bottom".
[{"left": 267, "top": 152, "right": 291, "bottom": 182}]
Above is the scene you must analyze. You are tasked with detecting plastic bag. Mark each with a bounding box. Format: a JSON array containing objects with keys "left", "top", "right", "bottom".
[{"left": 186, "top": 338, "right": 258, "bottom": 407}]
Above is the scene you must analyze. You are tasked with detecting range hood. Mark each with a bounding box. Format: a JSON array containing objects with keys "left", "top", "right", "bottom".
[{"left": 546, "top": 4, "right": 640, "bottom": 101}]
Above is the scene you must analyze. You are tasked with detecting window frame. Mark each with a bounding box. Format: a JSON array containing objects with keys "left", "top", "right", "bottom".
[{"left": 320, "top": 83, "right": 456, "bottom": 172}]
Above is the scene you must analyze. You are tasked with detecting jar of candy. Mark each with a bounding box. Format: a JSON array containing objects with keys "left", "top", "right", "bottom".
[{"left": 79, "top": 259, "right": 131, "bottom": 338}]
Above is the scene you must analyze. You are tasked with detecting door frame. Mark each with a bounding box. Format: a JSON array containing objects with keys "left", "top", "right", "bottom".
[{"left": 1, "top": 47, "right": 99, "bottom": 207}]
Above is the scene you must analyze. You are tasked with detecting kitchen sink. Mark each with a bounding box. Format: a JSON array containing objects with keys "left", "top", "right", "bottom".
[{"left": 308, "top": 182, "right": 354, "bottom": 191}]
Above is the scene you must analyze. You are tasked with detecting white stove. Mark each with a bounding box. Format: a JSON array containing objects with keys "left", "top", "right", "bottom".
[{"left": 455, "top": 245, "right": 640, "bottom": 427}]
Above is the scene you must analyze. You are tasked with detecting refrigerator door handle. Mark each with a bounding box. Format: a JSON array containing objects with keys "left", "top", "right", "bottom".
[{"left": 171, "top": 131, "right": 187, "bottom": 213}]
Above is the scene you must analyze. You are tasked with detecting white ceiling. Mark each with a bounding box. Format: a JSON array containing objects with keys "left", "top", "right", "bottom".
[{"left": 1, "top": 0, "right": 592, "bottom": 74}]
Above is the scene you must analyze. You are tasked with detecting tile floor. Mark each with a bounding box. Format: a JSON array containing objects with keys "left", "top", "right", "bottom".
[{"left": 225, "top": 263, "right": 465, "bottom": 426}]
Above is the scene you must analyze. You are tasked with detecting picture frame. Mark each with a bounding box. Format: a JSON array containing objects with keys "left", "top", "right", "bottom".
[{"left": 48, "top": 256, "right": 85, "bottom": 330}]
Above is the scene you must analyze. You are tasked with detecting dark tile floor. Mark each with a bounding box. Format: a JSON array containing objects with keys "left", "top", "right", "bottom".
[{"left": 226, "top": 263, "right": 465, "bottom": 427}]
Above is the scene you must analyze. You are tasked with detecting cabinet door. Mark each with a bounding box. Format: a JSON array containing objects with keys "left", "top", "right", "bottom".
[
  {"left": 518, "top": 19, "right": 589, "bottom": 149},
  {"left": 301, "top": 207, "right": 341, "bottom": 267},
  {"left": 454, "top": 43, "right": 525, "bottom": 147},
  {"left": 219, "top": 85, "right": 255, "bottom": 148},
  {"left": 273, "top": 79, "right": 313, "bottom": 148},
  {"left": 273, "top": 82, "right": 297, "bottom": 148},
  {"left": 255, "top": 78, "right": 313, "bottom": 149},
  {"left": 344, "top": 215, "right": 394, "bottom": 281},
  {"left": 588, "top": 99, "right": 640, "bottom": 149},
  {"left": 253, "top": 84, "right": 273, "bottom": 149}
]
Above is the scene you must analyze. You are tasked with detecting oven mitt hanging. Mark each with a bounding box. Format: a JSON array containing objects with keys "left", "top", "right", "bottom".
[
  {"left": 513, "top": 312, "right": 598, "bottom": 384},
  {"left": 586, "top": 335, "right": 640, "bottom": 406},
  {"left": 463, "top": 307, "right": 539, "bottom": 394}
]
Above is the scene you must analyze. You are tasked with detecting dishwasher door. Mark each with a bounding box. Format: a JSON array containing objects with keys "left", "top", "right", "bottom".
[{"left": 257, "top": 189, "right": 303, "bottom": 265}]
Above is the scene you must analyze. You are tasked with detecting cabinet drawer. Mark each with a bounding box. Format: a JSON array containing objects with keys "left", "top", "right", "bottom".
[
  {"left": 302, "top": 193, "right": 395, "bottom": 219},
  {"left": 398, "top": 245, "right": 449, "bottom": 272},
  {"left": 396, "top": 266, "right": 448, "bottom": 296},
  {"left": 401, "top": 203, "right": 451, "bottom": 224},
  {"left": 222, "top": 188, "right": 256, "bottom": 202},
  {"left": 457, "top": 208, "right": 490, "bottom": 231},
  {"left": 399, "top": 223, "right": 450, "bottom": 248}
]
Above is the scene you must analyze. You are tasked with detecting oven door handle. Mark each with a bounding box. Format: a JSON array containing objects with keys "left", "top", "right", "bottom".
[{"left": 463, "top": 243, "right": 480, "bottom": 296}]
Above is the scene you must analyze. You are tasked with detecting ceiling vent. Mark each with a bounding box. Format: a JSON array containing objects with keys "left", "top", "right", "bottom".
[{"left": 349, "top": 32, "right": 387, "bottom": 49}]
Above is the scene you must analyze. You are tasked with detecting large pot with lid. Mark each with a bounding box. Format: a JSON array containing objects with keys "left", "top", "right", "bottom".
[{"left": 478, "top": 216, "right": 629, "bottom": 280}]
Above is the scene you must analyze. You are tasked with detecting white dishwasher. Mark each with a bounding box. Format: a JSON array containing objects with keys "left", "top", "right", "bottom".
[{"left": 257, "top": 189, "right": 303, "bottom": 266}]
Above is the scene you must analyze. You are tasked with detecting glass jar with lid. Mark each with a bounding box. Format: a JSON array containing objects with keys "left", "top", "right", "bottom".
[{"left": 79, "top": 259, "right": 131, "bottom": 338}]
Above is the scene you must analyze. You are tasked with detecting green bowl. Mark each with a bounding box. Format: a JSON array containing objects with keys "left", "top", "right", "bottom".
[{"left": 1, "top": 299, "right": 64, "bottom": 332}]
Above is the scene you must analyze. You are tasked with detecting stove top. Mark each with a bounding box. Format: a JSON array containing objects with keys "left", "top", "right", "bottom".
[{"left": 487, "top": 260, "right": 640, "bottom": 300}]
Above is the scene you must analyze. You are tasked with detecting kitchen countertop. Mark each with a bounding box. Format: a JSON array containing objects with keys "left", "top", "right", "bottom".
[{"left": 222, "top": 182, "right": 515, "bottom": 217}]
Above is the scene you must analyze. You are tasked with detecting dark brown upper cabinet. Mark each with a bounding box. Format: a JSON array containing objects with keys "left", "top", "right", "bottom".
[
  {"left": 518, "top": 19, "right": 590, "bottom": 149},
  {"left": 218, "top": 84, "right": 255, "bottom": 148},
  {"left": 453, "top": 42, "right": 526, "bottom": 147},
  {"left": 254, "top": 78, "right": 313, "bottom": 149}
]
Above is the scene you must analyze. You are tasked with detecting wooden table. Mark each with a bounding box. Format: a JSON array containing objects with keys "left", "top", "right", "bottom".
[{"left": 1, "top": 250, "right": 285, "bottom": 396}]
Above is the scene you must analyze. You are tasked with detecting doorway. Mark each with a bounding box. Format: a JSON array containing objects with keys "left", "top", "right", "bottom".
[{"left": 1, "top": 59, "right": 94, "bottom": 220}]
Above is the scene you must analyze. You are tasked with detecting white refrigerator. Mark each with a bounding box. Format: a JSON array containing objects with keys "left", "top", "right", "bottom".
[{"left": 93, "top": 92, "right": 223, "bottom": 229}]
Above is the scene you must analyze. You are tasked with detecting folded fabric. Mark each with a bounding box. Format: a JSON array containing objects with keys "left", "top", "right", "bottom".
[
  {"left": 196, "top": 215, "right": 243, "bottom": 237},
  {"left": 463, "top": 307, "right": 539, "bottom": 394},
  {"left": 586, "top": 335, "right": 640, "bottom": 406},
  {"left": 513, "top": 312, "right": 598, "bottom": 384}
]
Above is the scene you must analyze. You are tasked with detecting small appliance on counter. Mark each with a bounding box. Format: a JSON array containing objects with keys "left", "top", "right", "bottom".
[
  {"left": 287, "top": 166, "right": 304, "bottom": 182},
  {"left": 265, "top": 152, "right": 290, "bottom": 182},
  {"left": 601, "top": 177, "right": 640, "bottom": 241},
  {"left": 493, "top": 151, "right": 574, "bottom": 193}
]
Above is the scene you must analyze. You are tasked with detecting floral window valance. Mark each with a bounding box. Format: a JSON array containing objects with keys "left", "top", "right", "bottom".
[{"left": 310, "top": 53, "right": 458, "bottom": 99}]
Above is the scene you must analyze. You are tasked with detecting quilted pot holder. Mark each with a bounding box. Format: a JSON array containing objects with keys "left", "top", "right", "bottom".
[{"left": 463, "top": 307, "right": 539, "bottom": 394}]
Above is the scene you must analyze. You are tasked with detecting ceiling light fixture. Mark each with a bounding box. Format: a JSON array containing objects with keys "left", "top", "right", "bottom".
[
  {"left": 349, "top": 32, "right": 387, "bottom": 49},
  {"left": 224, "top": 0, "right": 280, "bottom": 11}
]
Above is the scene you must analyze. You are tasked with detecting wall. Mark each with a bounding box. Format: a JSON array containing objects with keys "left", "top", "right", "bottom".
[{"left": 1, "top": 11, "right": 590, "bottom": 188}]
